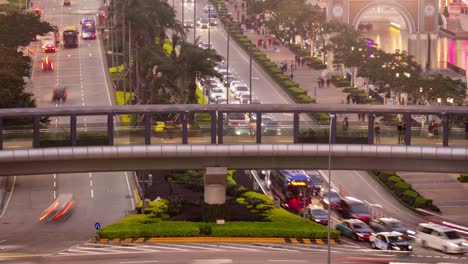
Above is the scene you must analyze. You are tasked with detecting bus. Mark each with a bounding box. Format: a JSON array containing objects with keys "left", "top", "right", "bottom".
[
  {"left": 274, "top": 170, "right": 314, "bottom": 213},
  {"left": 80, "top": 18, "right": 96, "bottom": 39},
  {"left": 63, "top": 26, "right": 78, "bottom": 48}
]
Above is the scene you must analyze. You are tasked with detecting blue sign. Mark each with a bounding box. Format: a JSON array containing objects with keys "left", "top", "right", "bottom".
[{"left": 95, "top": 222, "right": 101, "bottom": 230}]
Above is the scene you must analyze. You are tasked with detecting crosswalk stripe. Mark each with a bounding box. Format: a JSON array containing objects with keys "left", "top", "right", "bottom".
[
  {"left": 135, "top": 244, "right": 189, "bottom": 251},
  {"left": 74, "top": 247, "right": 125, "bottom": 253},
  {"left": 213, "top": 244, "right": 260, "bottom": 251},
  {"left": 218, "top": 243, "right": 298, "bottom": 252},
  {"left": 65, "top": 248, "right": 100, "bottom": 254},
  {"left": 155, "top": 243, "right": 222, "bottom": 251}
]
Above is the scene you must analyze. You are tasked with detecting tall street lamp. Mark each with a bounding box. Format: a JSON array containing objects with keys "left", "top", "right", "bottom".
[
  {"left": 208, "top": 5, "right": 211, "bottom": 48},
  {"left": 193, "top": 0, "right": 196, "bottom": 44},
  {"left": 182, "top": 0, "right": 184, "bottom": 25},
  {"left": 226, "top": 21, "right": 230, "bottom": 103},
  {"left": 327, "top": 113, "right": 335, "bottom": 264}
]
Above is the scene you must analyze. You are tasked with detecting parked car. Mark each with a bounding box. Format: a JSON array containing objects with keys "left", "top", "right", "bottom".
[
  {"left": 319, "top": 188, "right": 341, "bottom": 209},
  {"left": 336, "top": 219, "right": 373, "bottom": 241},
  {"left": 369, "top": 217, "right": 409, "bottom": 235},
  {"left": 369, "top": 231, "right": 412, "bottom": 251},
  {"left": 414, "top": 223, "right": 468, "bottom": 254},
  {"left": 336, "top": 196, "right": 371, "bottom": 224},
  {"left": 309, "top": 205, "right": 328, "bottom": 225}
]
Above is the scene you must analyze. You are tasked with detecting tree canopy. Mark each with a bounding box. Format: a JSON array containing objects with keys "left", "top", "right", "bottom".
[{"left": 0, "top": 11, "right": 53, "bottom": 48}]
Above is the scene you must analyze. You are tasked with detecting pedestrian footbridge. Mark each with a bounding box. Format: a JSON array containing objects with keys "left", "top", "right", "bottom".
[{"left": 0, "top": 104, "right": 466, "bottom": 175}]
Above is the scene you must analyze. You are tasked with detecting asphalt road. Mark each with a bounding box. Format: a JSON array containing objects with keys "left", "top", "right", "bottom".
[
  {"left": 0, "top": 0, "right": 133, "bottom": 254},
  {"left": 2, "top": 242, "right": 467, "bottom": 264}
]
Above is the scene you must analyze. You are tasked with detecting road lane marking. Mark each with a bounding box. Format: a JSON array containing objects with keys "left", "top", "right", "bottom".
[
  {"left": 90, "top": 180, "right": 93, "bottom": 187},
  {"left": 125, "top": 172, "right": 135, "bottom": 209},
  {"left": 0, "top": 176, "right": 17, "bottom": 218},
  {"left": 91, "top": 189, "right": 94, "bottom": 198},
  {"left": 120, "top": 261, "right": 159, "bottom": 264}
]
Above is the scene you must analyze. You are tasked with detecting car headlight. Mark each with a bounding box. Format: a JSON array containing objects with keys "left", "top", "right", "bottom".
[
  {"left": 408, "top": 245, "right": 412, "bottom": 250},
  {"left": 447, "top": 242, "right": 460, "bottom": 248},
  {"left": 235, "top": 130, "right": 241, "bottom": 135},
  {"left": 391, "top": 246, "right": 401, "bottom": 250},
  {"left": 356, "top": 233, "right": 364, "bottom": 237},
  {"left": 314, "top": 219, "right": 320, "bottom": 222}
]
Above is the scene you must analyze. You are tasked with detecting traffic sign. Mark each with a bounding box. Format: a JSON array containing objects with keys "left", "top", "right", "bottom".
[{"left": 95, "top": 222, "right": 101, "bottom": 230}]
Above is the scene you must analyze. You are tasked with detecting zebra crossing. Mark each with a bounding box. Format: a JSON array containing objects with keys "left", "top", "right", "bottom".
[{"left": 55, "top": 242, "right": 361, "bottom": 256}]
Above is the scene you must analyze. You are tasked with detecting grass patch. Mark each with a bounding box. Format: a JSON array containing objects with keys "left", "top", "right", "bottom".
[{"left": 115, "top": 91, "right": 134, "bottom": 124}]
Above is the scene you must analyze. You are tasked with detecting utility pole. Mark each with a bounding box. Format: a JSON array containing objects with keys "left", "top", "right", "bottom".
[{"left": 182, "top": 0, "right": 184, "bottom": 25}]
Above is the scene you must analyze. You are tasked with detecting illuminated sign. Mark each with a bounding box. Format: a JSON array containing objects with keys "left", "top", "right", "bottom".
[{"left": 290, "top": 181, "right": 307, "bottom": 187}]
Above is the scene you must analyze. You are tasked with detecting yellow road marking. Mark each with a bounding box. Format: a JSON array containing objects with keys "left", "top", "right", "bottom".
[
  {"left": 111, "top": 238, "right": 121, "bottom": 244},
  {"left": 123, "top": 238, "right": 133, "bottom": 243},
  {"left": 316, "top": 239, "right": 323, "bottom": 244},
  {"left": 99, "top": 238, "right": 109, "bottom": 243},
  {"left": 135, "top": 237, "right": 145, "bottom": 243},
  {"left": 329, "top": 239, "right": 336, "bottom": 245},
  {"left": 290, "top": 238, "right": 299, "bottom": 243}
]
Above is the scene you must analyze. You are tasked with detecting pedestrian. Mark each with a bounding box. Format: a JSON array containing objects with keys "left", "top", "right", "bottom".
[
  {"left": 343, "top": 117, "right": 349, "bottom": 136},
  {"left": 268, "top": 37, "right": 272, "bottom": 47},
  {"left": 290, "top": 70, "right": 294, "bottom": 80},
  {"left": 374, "top": 122, "right": 381, "bottom": 143},
  {"left": 317, "top": 79, "right": 321, "bottom": 88},
  {"left": 346, "top": 94, "right": 351, "bottom": 104},
  {"left": 326, "top": 78, "right": 331, "bottom": 88},
  {"left": 430, "top": 120, "right": 439, "bottom": 139},
  {"left": 397, "top": 122, "right": 404, "bottom": 144},
  {"left": 301, "top": 57, "right": 306, "bottom": 67},
  {"left": 241, "top": 1, "right": 244, "bottom": 10},
  {"left": 320, "top": 78, "right": 325, "bottom": 88},
  {"left": 234, "top": 3, "right": 238, "bottom": 11}
]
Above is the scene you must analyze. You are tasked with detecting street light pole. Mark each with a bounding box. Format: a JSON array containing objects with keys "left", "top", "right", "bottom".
[
  {"left": 226, "top": 22, "right": 230, "bottom": 103},
  {"left": 249, "top": 42, "right": 252, "bottom": 104},
  {"left": 182, "top": 0, "right": 184, "bottom": 26},
  {"left": 193, "top": 0, "right": 196, "bottom": 44},
  {"left": 327, "top": 114, "right": 334, "bottom": 264},
  {"left": 208, "top": 5, "right": 211, "bottom": 48}
]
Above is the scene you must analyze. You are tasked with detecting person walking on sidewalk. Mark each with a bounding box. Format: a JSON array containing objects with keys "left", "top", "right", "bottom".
[
  {"left": 326, "top": 78, "right": 331, "bottom": 88},
  {"left": 343, "top": 117, "right": 349, "bottom": 136},
  {"left": 397, "top": 122, "right": 404, "bottom": 144},
  {"left": 289, "top": 70, "right": 294, "bottom": 80},
  {"left": 374, "top": 122, "right": 381, "bottom": 143}
]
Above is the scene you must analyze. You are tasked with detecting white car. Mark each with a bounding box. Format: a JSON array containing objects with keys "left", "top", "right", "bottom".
[
  {"left": 415, "top": 223, "right": 468, "bottom": 254},
  {"left": 369, "top": 232, "right": 412, "bottom": 251},
  {"left": 183, "top": 19, "right": 194, "bottom": 28},
  {"left": 229, "top": 81, "right": 247, "bottom": 93},
  {"left": 234, "top": 86, "right": 250, "bottom": 99},
  {"left": 198, "top": 42, "right": 213, "bottom": 50},
  {"left": 196, "top": 18, "right": 209, "bottom": 29},
  {"left": 209, "top": 87, "right": 226, "bottom": 101}
]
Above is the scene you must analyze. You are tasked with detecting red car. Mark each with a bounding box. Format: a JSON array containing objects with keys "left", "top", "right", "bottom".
[
  {"left": 41, "top": 57, "right": 54, "bottom": 71},
  {"left": 43, "top": 43, "right": 56, "bottom": 53}
]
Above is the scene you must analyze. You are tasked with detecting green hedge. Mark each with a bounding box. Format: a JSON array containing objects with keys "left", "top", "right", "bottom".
[
  {"left": 370, "top": 171, "right": 440, "bottom": 213},
  {"left": 458, "top": 173, "right": 468, "bottom": 182}
]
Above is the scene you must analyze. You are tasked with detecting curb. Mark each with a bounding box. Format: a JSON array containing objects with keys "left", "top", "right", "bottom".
[{"left": 91, "top": 237, "right": 339, "bottom": 244}]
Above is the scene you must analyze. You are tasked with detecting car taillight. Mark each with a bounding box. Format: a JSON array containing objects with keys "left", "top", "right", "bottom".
[
  {"left": 52, "top": 201, "right": 73, "bottom": 220},
  {"left": 39, "top": 201, "right": 59, "bottom": 220},
  {"left": 41, "top": 63, "right": 44, "bottom": 70}
]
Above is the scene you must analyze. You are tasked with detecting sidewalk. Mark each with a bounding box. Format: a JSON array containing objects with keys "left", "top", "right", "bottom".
[
  {"left": 223, "top": 0, "right": 468, "bottom": 226},
  {"left": 224, "top": 0, "right": 360, "bottom": 122}
]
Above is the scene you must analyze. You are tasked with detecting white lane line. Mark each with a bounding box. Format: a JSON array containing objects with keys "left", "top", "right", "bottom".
[
  {"left": 218, "top": 243, "right": 298, "bottom": 252},
  {"left": 0, "top": 176, "right": 17, "bottom": 218},
  {"left": 0, "top": 240, "right": 6, "bottom": 243},
  {"left": 64, "top": 248, "right": 100, "bottom": 254},
  {"left": 73, "top": 246, "right": 125, "bottom": 253},
  {"left": 91, "top": 189, "right": 94, "bottom": 198},
  {"left": 267, "top": 261, "right": 307, "bottom": 263},
  {"left": 155, "top": 243, "right": 222, "bottom": 251},
  {"left": 54, "top": 190, "right": 56, "bottom": 200},
  {"left": 213, "top": 244, "right": 260, "bottom": 251},
  {"left": 120, "top": 260, "right": 159, "bottom": 264},
  {"left": 125, "top": 172, "right": 135, "bottom": 209},
  {"left": 90, "top": 180, "right": 93, "bottom": 187},
  {"left": 134, "top": 244, "right": 189, "bottom": 251}
]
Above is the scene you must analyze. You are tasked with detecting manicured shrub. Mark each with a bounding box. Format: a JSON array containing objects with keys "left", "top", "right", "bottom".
[
  {"left": 378, "top": 171, "right": 396, "bottom": 182},
  {"left": 269, "top": 66, "right": 282, "bottom": 74},
  {"left": 458, "top": 173, "right": 468, "bottom": 182},
  {"left": 414, "top": 197, "right": 430, "bottom": 208},
  {"left": 394, "top": 181, "right": 412, "bottom": 196},
  {"left": 403, "top": 190, "right": 418, "bottom": 206},
  {"left": 297, "top": 95, "right": 315, "bottom": 104},
  {"left": 387, "top": 175, "right": 402, "bottom": 186},
  {"left": 288, "top": 87, "right": 307, "bottom": 97},
  {"left": 198, "top": 223, "right": 213, "bottom": 235},
  {"left": 283, "top": 80, "right": 299, "bottom": 88}
]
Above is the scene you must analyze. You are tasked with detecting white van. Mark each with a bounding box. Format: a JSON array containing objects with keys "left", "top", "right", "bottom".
[{"left": 415, "top": 223, "right": 468, "bottom": 254}]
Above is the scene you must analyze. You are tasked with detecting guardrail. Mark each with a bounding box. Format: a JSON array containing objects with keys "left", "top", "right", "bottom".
[{"left": 0, "top": 104, "right": 467, "bottom": 150}]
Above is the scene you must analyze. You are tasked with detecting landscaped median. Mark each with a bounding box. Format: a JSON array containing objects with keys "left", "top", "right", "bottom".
[
  {"left": 97, "top": 170, "right": 340, "bottom": 241},
  {"left": 369, "top": 171, "right": 440, "bottom": 213}
]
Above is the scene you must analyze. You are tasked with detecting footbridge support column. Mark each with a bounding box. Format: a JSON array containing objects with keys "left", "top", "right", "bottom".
[{"left": 203, "top": 167, "right": 227, "bottom": 222}]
